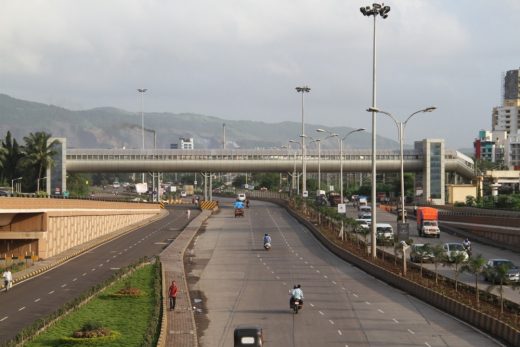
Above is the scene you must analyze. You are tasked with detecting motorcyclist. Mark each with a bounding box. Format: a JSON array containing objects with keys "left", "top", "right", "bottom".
[
  {"left": 263, "top": 233, "right": 272, "bottom": 245},
  {"left": 463, "top": 238, "right": 471, "bottom": 254},
  {"left": 290, "top": 284, "right": 304, "bottom": 307}
]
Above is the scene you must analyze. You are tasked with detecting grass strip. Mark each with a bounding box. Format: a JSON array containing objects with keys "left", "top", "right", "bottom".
[{"left": 24, "top": 261, "right": 161, "bottom": 347}]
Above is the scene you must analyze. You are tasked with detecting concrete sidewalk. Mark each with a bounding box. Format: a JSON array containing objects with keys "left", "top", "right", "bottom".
[
  {"left": 1, "top": 209, "right": 168, "bottom": 290},
  {"left": 158, "top": 210, "right": 212, "bottom": 347}
]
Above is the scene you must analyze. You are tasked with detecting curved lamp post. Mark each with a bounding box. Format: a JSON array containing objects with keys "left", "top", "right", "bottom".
[
  {"left": 367, "top": 106, "right": 436, "bottom": 222},
  {"left": 296, "top": 86, "right": 311, "bottom": 196},
  {"left": 361, "top": 2, "right": 390, "bottom": 258}
]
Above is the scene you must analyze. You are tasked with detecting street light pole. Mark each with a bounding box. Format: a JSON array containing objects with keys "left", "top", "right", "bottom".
[
  {"left": 367, "top": 107, "right": 436, "bottom": 222},
  {"left": 361, "top": 2, "right": 390, "bottom": 258},
  {"left": 289, "top": 139, "right": 302, "bottom": 195},
  {"left": 339, "top": 129, "right": 365, "bottom": 204},
  {"left": 138, "top": 88, "right": 147, "bottom": 183},
  {"left": 296, "top": 86, "right": 310, "bottom": 196}
]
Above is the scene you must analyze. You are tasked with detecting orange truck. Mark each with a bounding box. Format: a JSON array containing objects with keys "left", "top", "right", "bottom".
[{"left": 416, "top": 207, "right": 440, "bottom": 238}]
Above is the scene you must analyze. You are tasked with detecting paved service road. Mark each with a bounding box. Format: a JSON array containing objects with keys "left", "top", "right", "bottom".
[
  {"left": 0, "top": 206, "right": 198, "bottom": 344},
  {"left": 187, "top": 200, "right": 504, "bottom": 347}
]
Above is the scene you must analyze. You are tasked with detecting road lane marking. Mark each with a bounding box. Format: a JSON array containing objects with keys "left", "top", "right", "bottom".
[
  {"left": 106, "top": 259, "right": 110, "bottom": 262},
  {"left": 72, "top": 278, "right": 77, "bottom": 282},
  {"left": 332, "top": 281, "right": 337, "bottom": 285},
  {"left": 365, "top": 301, "right": 371, "bottom": 305},
  {"left": 18, "top": 306, "right": 25, "bottom": 311},
  {"left": 393, "top": 318, "right": 399, "bottom": 323},
  {"left": 341, "top": 287, "right": 346, "bottom": 290},
  {"left": 110, "top": 267, "right": 120, "bottom": 270},
  {"left": 276, "top": 276, "right": 280, "bottom": 279},
  {"left": 91, "top": 268, "right": 96, "bottom": 271},
  {"left": 48, "top": 290, "right": 54, "bottom": 294},
  {"left": 323, "top": 275, "right": 328, "bottom": 278},
  {"left": 61, "top": 284, "right": 67, "bottom": 288},
  {"left": 337, "top": 330, "right": 342, "bottom": 336},
  {"left": 82, "top": 272, "right": 87, "bottom": 276},
  {"left": 316, "top": 270, "right": 320, "bottom": 273},
  {"left": 304, "top": 261, "right": 308, "bottom": 264},
  {"left": 353, "top": 293, "right": 358, "bottom": 298},
  {"left": 329, "top": 319, "right": 335, "bottom": 325},
  {"left": 378, "top": 309, "right": 384, "bottom": 314},
  {"left": 0, "top": 316, "right": 7, "bottom": 322},
  {"left": 408, "top": 329, "right": 415, "bottom": 335},
  {"left": 271, "top": 271, "right": 274, "bottom": 274},
  {"left": 34, "top": 298, "right": 40, "bottom": 302},
  {"left": 299, "top": 257, "right": 303, "bottom": 260},
  {"left": 319, "top": 311, "right": 324, "bottom": 315},
  {"left": 425, "top": 343, "right": 432, "bottom": 347},
  {"left": 310, "top": 303, "right": 314, "bottom": 307},
  {"left": 283, "top": 282, "right": 287, "bottom": 286},
  {"left": 99, "top": 264, "right": 104, "bottom": 267}
]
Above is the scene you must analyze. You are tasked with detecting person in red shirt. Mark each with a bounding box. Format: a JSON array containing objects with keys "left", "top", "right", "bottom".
[{"left": 169, "top": 280, "right": 178, "bottom": 310}]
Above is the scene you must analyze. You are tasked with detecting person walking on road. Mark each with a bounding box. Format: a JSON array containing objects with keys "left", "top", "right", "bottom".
[
  {"left": 186, "top": 209, "right": 191, "bottom": 220},
  {"left": 3, "top": 269, "right": 12, "bottom": 291},
  {"left": 169, "top": 280, "right": 178, "bottom": 310}
]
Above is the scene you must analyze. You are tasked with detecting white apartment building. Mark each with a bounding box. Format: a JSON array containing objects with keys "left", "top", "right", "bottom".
[{"left": 180, "top": 137, "right": 194, "bottom": 150}]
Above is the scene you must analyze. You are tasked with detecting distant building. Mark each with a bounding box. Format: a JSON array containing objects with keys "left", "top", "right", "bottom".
[
  {"left": 473, "top": 130, "right": 506, "bottom": 163},
  {"left": 482, "top": 68, "right": 520, "bottom": 169},
  {"left": 180, "top": 137, "right": 194, "bottom": 150},
  {"left": 170, "top": 143, "right": 178, "bottom": 149}
]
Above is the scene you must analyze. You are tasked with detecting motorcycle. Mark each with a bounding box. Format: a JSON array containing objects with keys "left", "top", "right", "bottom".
[
  {"left": 291, "top": 298, "right": 303, "bottom": 314},
  {"left": 264, "top": 242, "right": 271, "bottom": 250},
  {"left": 463, "top": 243, "right": 472, "bottom": 257}
]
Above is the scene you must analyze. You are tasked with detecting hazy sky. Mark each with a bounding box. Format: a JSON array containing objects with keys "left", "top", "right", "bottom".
[{"left": 1, "top": 0, "right": 519, "bottom": 149}]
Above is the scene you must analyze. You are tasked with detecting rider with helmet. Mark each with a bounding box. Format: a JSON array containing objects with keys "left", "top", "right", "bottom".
[
  {"left": 263, "top": 233, "right": 272, "bottom": 245},
  {"left": 290, "top": 284, "right": 304, "bottom": 307}
]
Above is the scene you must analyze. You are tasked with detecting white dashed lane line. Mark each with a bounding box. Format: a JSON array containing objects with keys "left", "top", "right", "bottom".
[
  {"left": 82, "top": 272, "right": 87, "bottom": 276},
  {"left": 48, "top": 290, "right": 54, "bottom": 295},
  {"left": 337, "top": 330, "right": 342, "bottom": 336},
  {"left": 309, "top": 303, "right": 315, "bottom": 307},
  {"left": 331, "top": 281, "right": 337, "bottom": 285},
  {"left": 393, "top": 318, "right": 399, "bottom": 323},
  {"left": 408, "top": 329, "right": 415, "bottom": 335},
  {"left": 319, "top": 311, "right": 324, "bottom": 316},
  {"left": 353, "top": 293, "right": 359, "bottom": 298},
  {"left": 61, "top": 284, "right": 67, "bottom": 288},
  {"left": 329, "top": 320, "right": 335, "bottom": 325},
  {"left": 72, "top": 278, "right": 77, "bottom": 282},
  {"left": 91, "top": 268, "right": 96, "bottom": 272},
  {"left": 0, "top": 316, "right": 7, "bottom": 322},
  {"left": 18, "top": 306, "right": 25, "bottom": 311},
  {"left": 34, "top": 298, "right": 40, "bottom": 303},
  {"left": 365, "top": 301, "right": 371, "bottom": 305},
  {"left": 378, "top": 309, "right": 384, "bottom": 314},
  {"left": 425, "top": 343, "right": 432, "bottom": 347}
]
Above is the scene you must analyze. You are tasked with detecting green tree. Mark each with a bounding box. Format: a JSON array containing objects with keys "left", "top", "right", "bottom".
[
  {"left": 22, "top": 132, "right": 58, "bottom": 192},
  {"left": 67, "top": 173, "right": 90, "bottom": 197},
  {"left": 414, "top": 243, "right": 432, "bottom": 277},
  {"left": 445, "top": 252, "right": 467, "bottom": 292},
  {"left": 460, "top": 254, "right": 486, "bottom": 308},
  {"left": 232, "top": 175, "right": 246, "bottom": 188},
  {"left": 1, "top": 131, "right": 24, "bottom": 184},
  {"left": 431, "top": 244, "right": 446, "bottom": 285},
  {"left": 486, "top": 263, "right": 512, "bottom": 315}
]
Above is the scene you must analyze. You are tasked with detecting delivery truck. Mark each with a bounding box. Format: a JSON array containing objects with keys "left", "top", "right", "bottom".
[
  {"left": 416, "top": 207, "right": 440, "bottom": 238},
  {"left": 183, "top": 185, "right": 194, "bottom": 196}
]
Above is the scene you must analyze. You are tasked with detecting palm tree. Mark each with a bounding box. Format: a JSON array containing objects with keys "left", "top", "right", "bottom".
[
  {"left": 431, "top": 244, "right": 446, "bottom": 285},
  {"left": 444, "top": 252, "right": 467, "bottom": 292},
  {"left": 486, "top": 263, "right": 512, "bottom": 315},
  {"left": 1, "top": 131, "right": 23, "bottom": 183},
  {"left": 22, "top": 132, "right": 58, "bottom": 192},
  {"left": 460, "top": 254, "right": 486, "bottom": 308}
]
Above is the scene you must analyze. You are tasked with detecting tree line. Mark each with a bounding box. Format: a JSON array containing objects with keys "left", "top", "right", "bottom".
[{"left": 0, "top": 131, "right": 57, "bottom": 193}]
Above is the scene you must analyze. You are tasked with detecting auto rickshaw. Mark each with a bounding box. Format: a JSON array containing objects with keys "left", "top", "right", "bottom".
[{"left": 234, "top": 325, "right": 263, "bottom": 346}]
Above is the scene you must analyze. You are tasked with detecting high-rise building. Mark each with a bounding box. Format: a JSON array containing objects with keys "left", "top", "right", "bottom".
[
  {"left": 504, "top": 69, "right": 520, "bottom": 107},
  {"left": 488, "top": 68, "right": 520, "bottom": 169}
]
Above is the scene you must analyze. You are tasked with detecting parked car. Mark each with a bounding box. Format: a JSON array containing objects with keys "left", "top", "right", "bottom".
[
  {"left": 410, "top": 243, "right": 434, "bottom": 263},
  {"left": 358, "top": 213, "right": 372, "bottom": 221},
  {"left": 442, "top": 243, "right": 469, "bottom": 262},
  {"left": 0, "top": 190, "right": 10, "bottom": 197},
  {"left": 180, "top": 191, "right": 187, "bottom": 197},
  {"left": 483, "top": 259, "right": 520, "bottom": 284}
]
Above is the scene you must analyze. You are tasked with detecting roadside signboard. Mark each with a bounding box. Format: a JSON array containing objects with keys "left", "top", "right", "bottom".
[
  {"left": 397, "top": 222, "right": 410, "bottom": 242},
  {"left": 337, "top": 203, "right": 346, "bottom": 214}
]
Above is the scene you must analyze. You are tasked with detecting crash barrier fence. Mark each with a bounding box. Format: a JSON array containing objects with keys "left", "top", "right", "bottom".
[{"left": 260, "top": 198, "right": 520, "bottom": 346}]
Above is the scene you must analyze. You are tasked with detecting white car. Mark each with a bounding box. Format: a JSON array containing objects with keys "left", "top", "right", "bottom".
[
  {"left": 355, "top": 219, "right": 370, "bottom": 232},
  {"left": 180, "top": 191, "right": 187, "bottom": 197},
  {"left": 442, "top": 243, "right": 469, "bottom": 262},
  {"left": 376, "top": 223, "right": 394, "bottom": 244},
  {"left": 237, "top": 193, "right": 246, "bottom": 201}
]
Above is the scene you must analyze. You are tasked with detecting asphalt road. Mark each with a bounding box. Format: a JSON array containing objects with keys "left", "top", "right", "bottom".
[
  {"left": 187, "top": 200, "right": 504, "bottom": 347},
  {"left": 0, "top": 205, "right": 199, "bottom": 344},
  {"left": 346, "top": 205, "right": 520, "bottom": 304}
]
